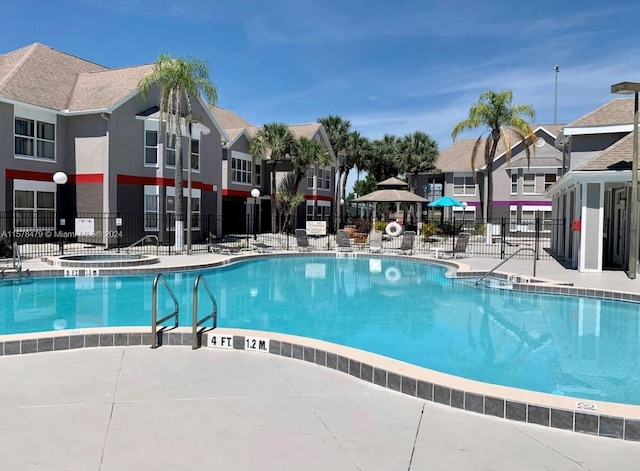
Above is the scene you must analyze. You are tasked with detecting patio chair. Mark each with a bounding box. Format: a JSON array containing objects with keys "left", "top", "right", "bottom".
[
  {"left": 252, "top": 242, "right": 276, "bottom": 253},
  {"left": 439, "top": 232, "right": 472, "bottom": 259},
  {"left": 209, "top": 244, "right": 243, "bottom": 255},
  {"left": 336, "top": 229, "right": 353, "bottom": 252},
  {"left": 368, "top": 231, "right": 384, "bottom": 253},
  {"left": 393, "top": 231, "right": 415, "bottom": 255},
  {"left": 295, "top": 229, "right": 313, "bottom": 252}
]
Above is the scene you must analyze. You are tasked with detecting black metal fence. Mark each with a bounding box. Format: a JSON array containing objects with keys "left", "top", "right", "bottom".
[{"left": 0, "top": 211, "right": 559, "bottom": 260}]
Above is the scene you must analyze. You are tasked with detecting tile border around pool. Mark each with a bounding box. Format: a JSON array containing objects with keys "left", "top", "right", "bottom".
[{"left": 1, "top": 326, "right": 639, "bottom": 442}]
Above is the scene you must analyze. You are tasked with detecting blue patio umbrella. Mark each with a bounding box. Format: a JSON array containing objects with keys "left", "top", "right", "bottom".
[{"left": 428, "top": 195, "right": 464, "bottom": 207}]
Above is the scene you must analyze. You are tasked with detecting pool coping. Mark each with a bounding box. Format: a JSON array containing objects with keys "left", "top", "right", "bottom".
[{"left": 1, "top": 326, "right": 639, "bottom": 441}]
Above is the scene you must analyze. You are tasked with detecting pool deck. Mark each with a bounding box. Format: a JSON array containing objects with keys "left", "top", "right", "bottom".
[{"left": 2, "top": 252, "right": 640, "bottom": 469}]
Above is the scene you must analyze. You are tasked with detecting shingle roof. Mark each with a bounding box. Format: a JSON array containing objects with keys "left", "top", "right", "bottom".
[
  {"left": 287, "top": 123, "right": 322, "bottom": 139},
  {"left": 66, "top": 64, "right": 154, "bottom": 111},
  {"left": 211, "top": 106, "right": 254, "bottom": 130},
  {"left": 536, "top": 124, "right": 563, "bottom": 136},
  {"left": 568, "top": 98, "right": 634, "bottom": 127},
  {"left": 224, "top": 128, "right": 247, "bottom": 142},
  {"left": 436, "top": 139, "right": 477, "bottom": 172},
  {"left": 577, "top": 133, "right": 634, "bottom": 171},
  {"left": 0, "top": 43, "right": 107, "bottom": 110}
]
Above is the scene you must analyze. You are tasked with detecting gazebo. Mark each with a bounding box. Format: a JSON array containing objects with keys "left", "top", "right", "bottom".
[{"left": 353, "top": 177, "right": 428, "bottom": 233}]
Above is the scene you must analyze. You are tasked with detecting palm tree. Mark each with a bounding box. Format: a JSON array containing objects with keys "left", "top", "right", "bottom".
[
  {"left": 249, "top": 123, "right": 297, "bottom": 233},
  {"left": 318, "top": 115, "right": 351, "bottom": 228},
  {"left": 138, "top": 53, "right": 218, "bottom": 253},
  {"left": 398, "top": 131, "right": 439, "bottom": 193},
  {"left": 451, "top": 90, "right": 535, "bottom": 220},
  {"left": 369, "top": 134, "right": 401, "bottom": 182},
  {"left": 341, "top": 131, "right": 369, "bottom": 223}
]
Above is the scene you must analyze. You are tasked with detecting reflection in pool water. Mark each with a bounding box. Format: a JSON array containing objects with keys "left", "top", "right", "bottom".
[{"left": 1, "top": 256, "right": 640, "bottom": 405}]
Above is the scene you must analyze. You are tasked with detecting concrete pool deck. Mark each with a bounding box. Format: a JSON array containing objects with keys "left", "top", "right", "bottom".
[{"left": 3, "top": 252, "right": 640, "bottom": 469}]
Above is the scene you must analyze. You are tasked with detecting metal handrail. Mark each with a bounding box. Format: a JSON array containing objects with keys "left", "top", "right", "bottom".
[
  {"left": 151, "top": 273, "right": 179, "bottom": 348},
  {"left": 13, "top": 242, "right": 22, "bottom": 276},
  {"left": 126, "top": 235, "right": 159, "bottom": 255},
  {"left": 192, "top": 274, "right": 217, "bottom": 350},
  {"left": 475, "top": 248, "right": 537, "bottom": 285}
]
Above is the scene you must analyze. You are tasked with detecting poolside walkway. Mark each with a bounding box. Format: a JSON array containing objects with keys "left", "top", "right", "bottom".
[
  {"left": 1, "top": 347, "right": 639, "bottom": 471},
  {"left": 5, "top": 251, "right": 640, "bottom": 469}
]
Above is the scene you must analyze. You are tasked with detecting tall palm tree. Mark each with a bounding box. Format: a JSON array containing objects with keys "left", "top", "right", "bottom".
[
  {"left": 451, "top": 90, "right": 535, "bottom": 220},
  {"left": 249, "top": 123, "right": 297, "bottom": 233},
  {"left": 369, "top": 134, "right": 401, "bottom": 182},
  {"left": 398, "top": 131, "right": 439, "bottom": 193},
  {"left": 138, "top": 53, "right": 218, "bottom": 253},
  {"left": 318, "top": 115, "right": 351, "bottom": 228},
  {"left": 341, "top": 131, "right": 369, "bottom": 223}
]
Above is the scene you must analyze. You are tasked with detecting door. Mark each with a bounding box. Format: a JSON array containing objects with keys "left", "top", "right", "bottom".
[{"left": 612, "top": 188, "right": 626, "bottom": 267}]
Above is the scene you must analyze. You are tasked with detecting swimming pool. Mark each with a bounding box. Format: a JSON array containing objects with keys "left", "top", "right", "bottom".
[{"left": 2, "top": 255, "right": 640, "bottom": 406}]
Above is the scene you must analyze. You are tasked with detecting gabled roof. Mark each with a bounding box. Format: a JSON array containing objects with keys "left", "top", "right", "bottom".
[
  {"left": 66, "top": 64, "right": 154, "bottom": 111},
  {"left": 436, "top": 125, "right": 562, "bottom": 173},
  {"left": 287, "top": 123, "right": 323, "bottom": 139},
  {"left": 0, "top": 43, "right": 107, "bottom": 110},
  {"left": 576, "top": 132, "right": 634, "bottom": 171},
  {"left": 211, "top": 106, "right": 254, "bottom": 129},
  {"left": 568, "top": 98, "right": 633, "bottom": 127}
]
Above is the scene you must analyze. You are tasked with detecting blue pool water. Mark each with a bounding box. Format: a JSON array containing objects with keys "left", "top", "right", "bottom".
[{"left": 2, "top": 256, "right": 640, "bottom": 405}]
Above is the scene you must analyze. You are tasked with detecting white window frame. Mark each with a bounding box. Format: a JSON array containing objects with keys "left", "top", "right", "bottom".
[
  {"left": 165, "top": 133, "right": 177, "bottom": 168},
  {"left": 544, "top": 173, "right": 557, "bottom": 191},
  {"left": 145, "top": 130, "right": 158, "bottom": 167},
  {"left": 511, "top": 172, "right": 518, "bottom": 195},
  {"left": 189, "top": 138, "right": 200, "bottom": 172},
  {"left": 453, "top": 175, "right": 475, "bottom": 196},
  {"left": 522, "top": 205, "right": 553, "bottom": 233},
  {"left": 230, "top": 151, "right": 253, "bottom": 185},
  {"left": 14, "top": 105, "right": 57, "bottom": 162},
  {"left": 165, "top": 187, "right": 201, "bottom": 231},
  {"left": 13, "top": 180, "right": 56, "bottom": 230},
  {"left": 144, "top": 186, "right": 159, "bottom": 231},
  {"left": 307, "top": 168, "right": 315, "bottom": 189},
  {"left": 522, "top": 173, "right": 537, "bottom": 195},
  {"left": 306, "top": 200, "right": 315, "bottom": 220}
]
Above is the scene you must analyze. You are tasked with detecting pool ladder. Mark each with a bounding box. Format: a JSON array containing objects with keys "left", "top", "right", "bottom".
[
  {"left": 475, "top": 248, "right": 537, "bottom": 286},
  {"left": 151, "top": 273, "right": 217, "bottom": 349}
]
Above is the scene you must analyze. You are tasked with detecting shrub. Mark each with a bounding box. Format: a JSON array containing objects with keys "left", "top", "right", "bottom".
[
  {"left": 440, "top": 221, "right": 463, "bottom": 236},
  {"left": 0, "top": 237, "right": 12, "bottom": 258},
  {"left": 354, "top": 218, "right": 371, "bottom": 233},
  {"left": 421, "top": 222, "right": 442, "bottom": 238},
  {"left": 373, "top": 221, "right": 387, "bottom": 232}
]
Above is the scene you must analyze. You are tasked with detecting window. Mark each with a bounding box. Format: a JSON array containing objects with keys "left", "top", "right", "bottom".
[
  {"left": 165, "top": 188, "right": 201, "bottom": 231},
  {"left": 231, "top": 156, "right": 252, "bottom": 184},
  {"left": 144, "top": 186, "right": 159, "bottom": 231},
  {"left": 522, "top": 174, "right": 536, "bottom": 194},
  {"left": 145, "top": 131, "right": 158, "bottom": 166},
  {"left": 165, "top": 194, "right": 176, "bottom": 231},
  {"left": 511, "top": 173, "right": 518, "bottom": 195},
  {"left": 453, "top": 176, "right": 475, "bottom": 196},
  {"left": 14, "top": 189, "right": 55, "bottom": 229},
  {"left": 15, "top": 117, "right": 55, "bottom": 160},
  {"left": 165, "top": 134, "right": 176, "bottom": 167},
  {"left": 323, "top": 168, "right": 331, "bottom": 189},
  {"left": 307, "top": 168, "right": 315, "bottom": 189},
  {"left": 255, "top": 163, "right": 261, "bottom": 186},
  {"left": 306, "top": 201, "right": 314, "bottom": 220},
  {"left": 522, "top": 209, "right": 553, "bottom": 232},
  {"left": 191, "top": 196, "right": 201, "bottom": 230},
  {"left": 544, "top": 173, "right": 556, "bottom": 190},
  {"left": 190, "top": 138, "right": 200, "bottom": 171}
]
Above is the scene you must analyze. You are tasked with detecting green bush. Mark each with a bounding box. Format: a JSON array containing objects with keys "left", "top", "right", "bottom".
[
  {"left": 0, "top": 237, "right": 12, "bottom": 258},
  {"left": 373, "top": 221, "right": 387, "bottom": 232},
  {"left": 421, "top": 222, "right": 442, "bottom": 238}
]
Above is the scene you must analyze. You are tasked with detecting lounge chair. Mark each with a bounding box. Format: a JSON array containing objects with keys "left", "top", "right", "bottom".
[
  {"left": 437, "top": 232, "right": 472, "bottom": 259},
  {"left": 295, "top": 229, "right": 314, "bottom": 252},
  {"left": 209, "top": 244, "right": 243, "bottom": 255},
  {"left": 336, "top": 229, "right": 353, "bottom": 252},
  {"left": 368, "top": 231, "right": 383, "bottom": 253},
  {"left": 394, "top": 231, "right": 415, "bottom": 255},
  {"left": 252, "top": 242, "right": 276, "bottom": 253}
]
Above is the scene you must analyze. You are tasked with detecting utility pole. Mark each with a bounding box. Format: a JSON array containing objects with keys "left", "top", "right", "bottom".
[{"left": 554, "top": 65, "right": 560, "bottom": 124}]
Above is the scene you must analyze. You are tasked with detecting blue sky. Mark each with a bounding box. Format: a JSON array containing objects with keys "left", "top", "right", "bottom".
[{"left": 5, "top": 0, "right": 640, "bottom": 191}]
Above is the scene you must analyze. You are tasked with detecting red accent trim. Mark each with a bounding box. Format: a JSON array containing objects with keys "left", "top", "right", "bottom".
[
  {"left": 116, "top": 174, "right": 214, "bottom": 191},
  {"left": 6, "top": 169, "right": 56, "bottom": 182},
  {"left": 5, "top": 169, "right": 104, "bottom": 184},
  {"left": 70, "top": 174, "right": 103, "bottom": 184},
  {"left": 223, "top": 189, "right": 256, "bottom": 198},
  {"left": 306, "top": 194, "right": 333, "bottom": 201}
]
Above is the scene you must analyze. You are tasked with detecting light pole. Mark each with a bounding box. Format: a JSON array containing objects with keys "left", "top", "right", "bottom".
[
  {"left": 336, "top": 150, "right": 346, "bottom": 231},
  {"left": 185, "top": 114, "right": 201, "bottom": 255},
  {"left": 53, "top": 171, "right": 68, "bottom": 255},
  {"left": 251, "top": 188, "right": 260, "bottom": 240},
  {"left": 554, "top": 65, "right": 560, "bottom": 124},
  {"left": 611, "top": 81, "right": 640, "bottom": 279}
]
